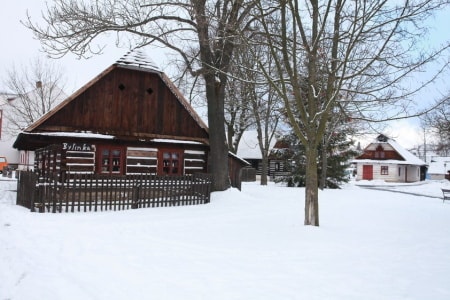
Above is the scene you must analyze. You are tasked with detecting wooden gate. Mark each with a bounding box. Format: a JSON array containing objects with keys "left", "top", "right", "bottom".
[{"left": 362, "top": 165, "right": 373, "bottom": 180}]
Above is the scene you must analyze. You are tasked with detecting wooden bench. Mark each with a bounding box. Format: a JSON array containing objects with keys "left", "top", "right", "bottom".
[{"left": 441, "top": 189, "right": 450, "bottom": 203}]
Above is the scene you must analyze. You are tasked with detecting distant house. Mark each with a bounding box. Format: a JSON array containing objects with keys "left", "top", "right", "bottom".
[
  {"left": 1, "top": 83, "right": 67, "bottom": 170},
  {"left": 353, "top": 134, "right": 427, "bottom": 182},
  {"left": 13, "top": 50, "right": 247, "bottom": 188},
  {"left": 267, "top": 139, "right": 292, "bottom": 179},
  {"left": 236, "top": 131, "right": 290, "bottom": 179},
  {"left": 0, "top": 93, "right": 20, "bottom": 167},
  {"left": 236, "top": 131, "right": 273, "bottom": 172}
]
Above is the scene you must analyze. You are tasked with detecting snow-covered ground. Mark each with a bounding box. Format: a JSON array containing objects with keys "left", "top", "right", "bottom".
[{"left": 1, "top": 177, "right": 450, "bottom": 300}]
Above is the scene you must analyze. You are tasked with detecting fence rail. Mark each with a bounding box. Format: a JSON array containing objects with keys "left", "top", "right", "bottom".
[{"left": 16, "top": 171, "right": 212, "bottom": 213}]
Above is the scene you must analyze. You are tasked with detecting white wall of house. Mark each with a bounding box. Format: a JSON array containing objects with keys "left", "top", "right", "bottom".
[
  {"left": 0, "top": 136, "right": 20, "bottom": 165},
  {"left": 396, "top": 165, "right": 406, "bottom": 182},
  {"left": 429, "top": 173, "right": 446, "bottom": 180},
  {"left": 0, "top": 95, "right": 20, "bottom": 166},
  {"left": 408, "top": 165, "right": 420, "bottom": 182},
  {"left": 17, "top": 150, "right": 35, "bottom": 171},
  {"left": 356, "top": 163, "right": 421, "bottom": 182}
]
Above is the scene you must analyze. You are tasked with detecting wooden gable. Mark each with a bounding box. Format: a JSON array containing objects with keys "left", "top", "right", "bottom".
[
  {"left": 24, "top": 65, "right": 209, "bottom": 144},
  {"left": 356, "top": 143, "right": 404, "bottom": 160}
]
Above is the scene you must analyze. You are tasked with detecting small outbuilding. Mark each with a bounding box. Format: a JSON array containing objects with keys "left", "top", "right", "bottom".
[
  {"left": 353, "top": 134, "right": 427, "bottom": 183},
  {"left": 426, "top": 157, "right": 450, "bottom": 180}
]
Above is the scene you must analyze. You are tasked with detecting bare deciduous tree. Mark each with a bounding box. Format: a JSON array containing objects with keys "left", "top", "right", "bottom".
[
  {"left": 253, "top": 0, "right": 450, "bottom": 226},
  {"left": 226, "top": 31, "right": 283, "bottom": 185},
  {"left": 24, "top": 0, "right": 257, "bottom": 191},
  {"left": 422, "top": 94, "right": 450, "bottom": 155},
  {"left": 224, "top": 71, "right": 254, "bottom": 155},
  {"left": 2, "top": 57, "right": 67, "bottom": 136}
]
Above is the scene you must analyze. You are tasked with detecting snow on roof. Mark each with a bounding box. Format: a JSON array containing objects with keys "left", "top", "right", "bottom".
[
  {"left": 356, "top": 134, "right": 427, "bottom": 166},
  {"left": 381, "top": 136, "right": 426, "bottom": 166},
  {"left": 430, "top": 156, "right": 450, "bottom": 162},
  {"left": 151, "top": 138, "right": 204, "bottom": 145},
  {"left": 236, "top": 131, "right": 277, "bottom": 160},
  {"left": 116, "top": 48, "right": 160, "bottom": 72},
  {"left": 428, "top": 157, "right": 450, "bottom": 174},
  {"left": 228, "top": 150, "right": 250, "bottom": 166},
  {"left": 24, "top": 131, "right": 115, "bottom": 139},
  {"left": 1, "top": 84, "right": 66, "bottom": 109},
  {"left": 428, "top": 161, "right": 448, "bottom": 174},
  {"left": 0, "top": 93, "right": 17, "bottom": 105}
]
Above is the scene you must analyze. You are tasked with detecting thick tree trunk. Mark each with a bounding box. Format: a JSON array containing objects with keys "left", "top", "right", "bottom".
[
  {"left": 260, "top": 153, "right": 268, "bottom": 185},
  {"left": 192, "top": 0, "right": 237, "bottom": 192},
  {"left": 205, "top": 74, "right": 230, "bottom": 191},
  {"left": 319, "top": 143, "right": 328, "bottom": 190},
  {"left": 227, "top": 124, "right": 236, "bottom": 153},
  {"left": 304, "top": 145, "right": 319, "bottom": 226}
]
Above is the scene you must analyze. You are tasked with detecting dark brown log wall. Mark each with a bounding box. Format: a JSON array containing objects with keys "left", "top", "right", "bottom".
[
  {"left": 126, "top": 147, "right": 158, "bottom": 174},
  {"left": 36, "top": 68, "right": 208, "bottom": 141},
  {"left": 357, "top": 150, "right": 404, "bottom": 160}
]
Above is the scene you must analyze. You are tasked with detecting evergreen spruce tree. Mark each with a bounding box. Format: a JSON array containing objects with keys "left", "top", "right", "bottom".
[
  {"left": 319, "top": 130, "right": 359, "bottom": 188},
  {"left": 276, "top": 125, "right": 358, "bottom": 189}
]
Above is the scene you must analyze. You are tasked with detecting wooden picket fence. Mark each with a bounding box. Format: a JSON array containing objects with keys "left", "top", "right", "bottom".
[{"left": 16, "top": 171, "right": 212, "bottom": 213}]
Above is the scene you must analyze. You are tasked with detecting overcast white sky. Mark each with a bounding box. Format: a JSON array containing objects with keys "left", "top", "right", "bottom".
[
  {"left": 1, "top": 1, "right": 449, "bottom": 149},
  {"left": 0, "top": 1, "right": 170, "bottom": 93}
]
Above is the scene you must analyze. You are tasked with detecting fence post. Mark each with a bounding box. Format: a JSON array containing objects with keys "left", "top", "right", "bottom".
[
  {"left": 132, "top": 183, "right": 140, "bottom": 209},
  {"left": 205, "top": 174, "right": 212, "bottom": 203},
  {"left": 37, "top": 177, "right": 45, "bottom": 213},
  {"left": 51, "top": 174, "right": 58, "bottom": 213}
]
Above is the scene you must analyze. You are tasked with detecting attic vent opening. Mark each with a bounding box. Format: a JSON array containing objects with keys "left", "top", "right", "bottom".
[
  {"left": 146, "top": 88, "right": 153, "bottom": 95},
  {"left": 377, "top": 134, "right": 388, "bottom": 142},
  {"left": 118, "top": 83, "right": 125, "bottom": 90}
]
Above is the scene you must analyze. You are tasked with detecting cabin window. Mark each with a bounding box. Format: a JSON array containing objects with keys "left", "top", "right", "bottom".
[
  {"left": 275, "top": 162, "right": 281, "bottom": 171},
  {"left": 398, "top": 167, "right": 401, "bottom": 177},
  {"left": 97, "top": 146, "right": 124, "bottom": 175},
  {"left": 381, "top": 166, "right": 388, "bottom": 175},
  {"left": 158, "top": 149, "right": 183, "bottom": 175}
]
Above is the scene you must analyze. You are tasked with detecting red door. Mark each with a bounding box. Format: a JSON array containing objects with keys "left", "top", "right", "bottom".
[{"left": 362, "top": 165, "right": 373, "bottom": 180}]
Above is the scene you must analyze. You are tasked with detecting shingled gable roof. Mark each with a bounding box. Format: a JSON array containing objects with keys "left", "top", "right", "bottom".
[{"left": 24, "top": 49, "right": 208, "bottom": 134}]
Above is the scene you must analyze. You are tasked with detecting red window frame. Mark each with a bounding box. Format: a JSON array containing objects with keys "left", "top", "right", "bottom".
[
  {"left": 158, "top": 149, "right": 183, "bottom": 175},
  {"left": 97, "top": 146, "right": 125, "bottom": 175}
]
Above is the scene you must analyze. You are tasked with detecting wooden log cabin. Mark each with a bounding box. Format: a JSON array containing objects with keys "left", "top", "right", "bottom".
[{"left": 13, "top": 50, "right": 247, "bottom": 187}]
